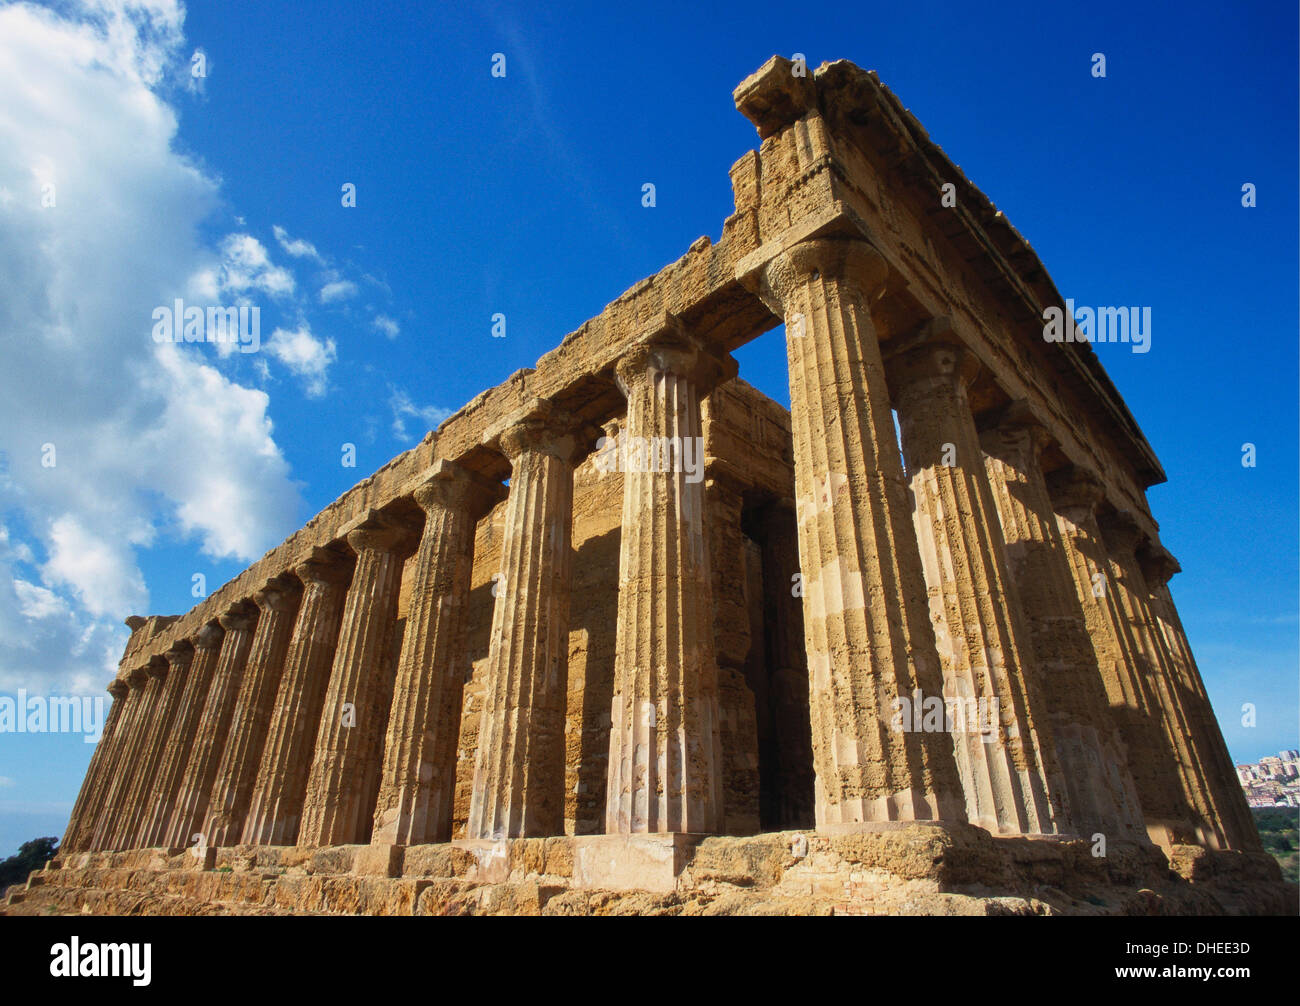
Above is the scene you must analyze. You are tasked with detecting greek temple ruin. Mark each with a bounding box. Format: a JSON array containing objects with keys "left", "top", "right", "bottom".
[{"left": 16, "top": 56, "right": 1285, "bottom": 916}]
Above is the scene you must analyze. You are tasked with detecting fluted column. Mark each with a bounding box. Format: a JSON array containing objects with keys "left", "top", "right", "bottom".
[
  {"left": 887, "top": 339, "right": 1065, "bottom": 835},
  {"left": 1098, "top": 512, "right": 1228, "bottom": 849},
  {"left": 980, "top": 404, "right": 1146, "bottom": 840},
  {"left": 89, "top": 666, "right": 156, "bottom": 850},
  {"left": 602, "top": 330, "right": 731, "bottom": 834},
  {"left": 745, "top": 237, "right": 965, "bottom": 830},
  {"left": 469, "top": 402, "right": 579, "bottom": 839},
  {"left": 243, "top": 549, "right": 353, "bottom": 846},
  {"left": 373, "top": 461, "right": 502, "bottom": 846},
  {"left": 1047, "top": 468, "right": 1198, "bottom": 846},
  {"left": 162, "top": 605, "right": 258, "bottom": 849},
  {"left": 62, "top": 680, "right": 129, "bottom": 852},
  {"left": 112, "top": 655, "right": 186, "bottom": 849},
  {"left": 1140, "top": 549, "right": 1261, "bottom": 851},
  {"left": 204, "top": 578, "right": 303, "bottom": 846},
  {"left": 299, "top": 518, "right": 414, "bottom": 847}
]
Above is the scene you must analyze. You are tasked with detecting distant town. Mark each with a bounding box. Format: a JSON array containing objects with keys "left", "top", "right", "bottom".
[{"left": 1236, "top": 750, "right": 1300, "bottom": 807}]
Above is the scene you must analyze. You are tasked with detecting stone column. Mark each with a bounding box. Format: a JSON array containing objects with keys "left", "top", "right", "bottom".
[
  {"left": 1139, "top": 547, "right": 1260, "bottom": 851},
  {"left": 204, "top": 577, "right": 303, "bottom": 846},
  {"left": 88, "top": 666, "right": 156, "bottom": 850},
  {"left": 758, "top": 498, "right": 816, "bottom": 829},
  {"left": 140, "top": 632, "right": 222, "bottom": 846},
  {"left": 162, "top": 605, "right": 259, "bottom": 850},
  {"left": 744, "top": 237, "right": 965, "bottom": 830},
  {"left": 468, "top": 402, "right": 579, "bottom": 840},
  {"left": 242, "top": 548, "right": 353, "bottom": 846},
  {"left": 61, "top": 679, "right": 129, "bottom": 852},
  {"left": 112, "top": 655, "right": 185, "bottom": 849},
  {"left": 1098, "top": 512, "right": 1228, "bottom": 849},
  {"left": 298, "top": 517, "right": 413, "bottom": 847},
  {"left": 603, "top": 326, "right": 733, "bottom": 835},
  {"left": 705, "top": 463, "right": 761, "bottom": 836},
  {"left": 1046, "top": 468, "right": 1198, "bottom": 847},
  {"left": 372, "top": 461, "right": 502, "bottom": 846},
  {"left": 979, "top": 404, "right": 1146, "bottom": 840},
  {"left": 887, "top": 339, "right": 1065, "bottom": 836}
]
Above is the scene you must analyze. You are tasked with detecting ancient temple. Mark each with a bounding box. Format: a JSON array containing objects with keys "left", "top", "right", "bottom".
[{"left": 14, "top": 57, "right": 1283, "bottom": 916}]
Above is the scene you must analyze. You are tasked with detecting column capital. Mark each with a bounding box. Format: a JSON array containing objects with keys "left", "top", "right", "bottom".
[
  {"left": 613, "top": 315, "right": 737, "bottom": 397},
  {"left": 254, "top": 575, "right": 303, "bottom": 614},
  {"left": 193, "top": 621, "right": 226, "bottom": 652},
  {"left": 410, "top": 458, "right": 506, "bottom": 518},
  {"left": 108, "top": 679, "right": 128, "bottom": 700},
  {"left": 218, "top": 600, "right": 259, "bottom": 633},
  {"left": 1138, "top": 542, "right": 1181, "bottom": 588},
  {"left": 164, "top": 641, "right": 195, "bottom": 671},
  {"left": 1046, "top": 465, "right": 1105, "bottom": 515},
  {"left": 344, "top": 510, "right": 420, "bottom": 556},
  {"left": 978, "top": 399, "right": 1053, "bottom": 461},
  {"left": 756, "top": 237, "right": 889, "bottom": 314},
  {"left": 293, "top": 545, "right": 355, "bottom": 587},
  {"left": 125, "top": 665, "right": 150, "bottom": 688},
  {"left": 1097, "top": 509, "right": 1146, "bottom": 558},
  {"left": 885, "top": 337, "right": 980, "bottom": 402},
  {"left": 486, "top": 398, "right": 592, "bottom": 464},
  {"left": 145, "top": 654, "right": 170, "bottom": 681}
]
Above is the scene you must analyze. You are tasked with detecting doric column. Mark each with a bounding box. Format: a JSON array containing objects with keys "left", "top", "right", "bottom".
[
  {"left": 204, "top": 577, "right": 303, "bottom": 846},
  {"left": 61, "top": 679, "right": 129, "bottom": 852},
  {"left": 1046, "top": 468, "right": 1198, "bottom": 846},
  {"left": 298, "top": 517, "right": 414, "bottom": 847},
  {"left": 1098, "top": 511, "right": 1228, "bottom": 849},
  {"left": 140, "top": 632, "right": 221, "bottom": 846},
  {"left": 162, "top": 605, "right": 258, "bottom": 849},
  {"left": 745, "top": 238, "right": 965, "bottom": 830},
  {"left": 979, "top": 403, "right": 1146, "bottom": 840},
  {"left": 111, "top": 654, "right": 185, "bottom": 849},
  {"left": 1139, "top": 546, "right": 1261, "bottom": 851},
  {"left": 372, "top": 461, "right": 502, "bottom": 846},
  {"left": 89, "top": 665, "right": 156, "bottom": 850},
  {"left": 601, "top": 328, "right": 732, "bottom": 834},
  {"left": 242, "top": 548, "right": 353, "bottom": 846},
  {"left": 757, "top": 499, "right": 816, "bottom": 829},
  {"left": 468, "top": 401, "right": 579, "bottom": 839},
  {"left": 887, "top": 339, "right": 1065, "bottom": 836}
]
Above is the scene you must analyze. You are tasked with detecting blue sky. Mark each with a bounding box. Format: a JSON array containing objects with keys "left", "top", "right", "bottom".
[{"left": 0, "top": 0, "right": 1295, "bottom": 856}]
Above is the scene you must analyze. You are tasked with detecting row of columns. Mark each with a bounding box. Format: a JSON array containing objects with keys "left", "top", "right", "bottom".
[{"left": 63, "top": 235, "right": 1255, "bottom": 854}]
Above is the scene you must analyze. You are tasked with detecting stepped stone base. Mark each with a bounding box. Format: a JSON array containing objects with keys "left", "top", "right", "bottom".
[{"left": 4, "top": 825, "right": 1291, "bottom": 916}]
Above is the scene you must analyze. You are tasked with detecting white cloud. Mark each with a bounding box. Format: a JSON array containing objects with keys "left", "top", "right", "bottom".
[
  {"left": 265, "top": 325, "right": 337, "bottom": 398},
  {"left": 0, "top": 0, "right": 304, "bottom": 691},
  {"left": 319, "top": 279, "right": 358, "bottom": 303},
  {"left": 388, "top": 386, "right": 453, "bottom": 443},
  {"left": 218, "top": 233, "right": 295, "bottom": 299},
  {"left": 372, "top": 314, "right": 400, "bottom": 339},
  {"left": 272, "top": 224, "right": 322, "bottom": 262}
]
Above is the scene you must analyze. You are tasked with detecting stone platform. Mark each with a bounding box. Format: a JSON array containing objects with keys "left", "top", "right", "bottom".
[{"left": 4, "top": 825, "right": 1291, "bottom": 917}]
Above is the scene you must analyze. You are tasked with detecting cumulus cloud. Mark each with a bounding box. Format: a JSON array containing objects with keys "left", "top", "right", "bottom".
[
  {"left": 0, "top": 0, "right": 304, "bottom": 690},
  {"left": 265, "top": 325, "right": 337, "bottom": 398}
]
